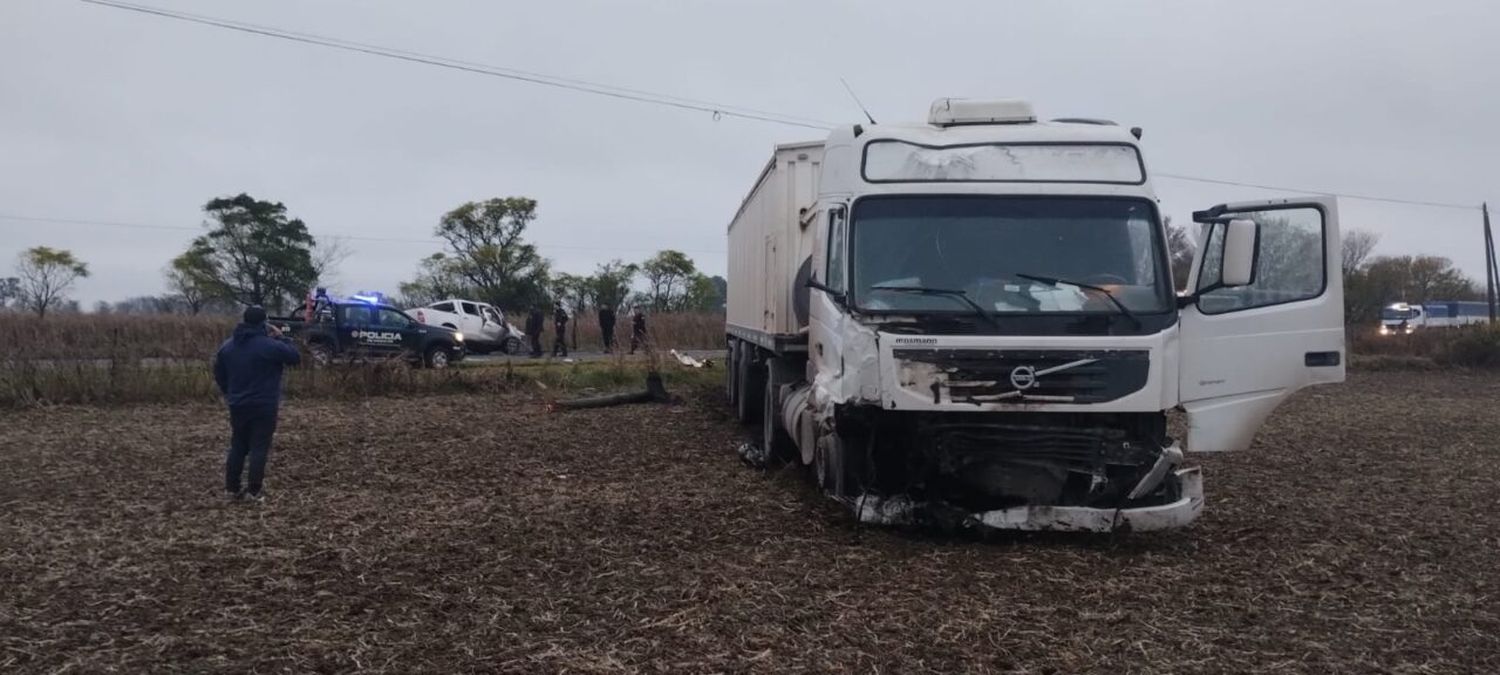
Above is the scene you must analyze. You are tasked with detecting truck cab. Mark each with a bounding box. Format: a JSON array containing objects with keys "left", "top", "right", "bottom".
[{"left": 726, "top": 99, "right": 1345, "bottom": 531}]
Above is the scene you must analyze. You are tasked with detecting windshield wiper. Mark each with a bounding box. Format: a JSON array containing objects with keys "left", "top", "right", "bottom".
[
  {"left": 1014, "top": 273, "right": 1142, "bottom": 329},
  {"left": 869, "top": 285, "right": 1002, "bottom": 332}
]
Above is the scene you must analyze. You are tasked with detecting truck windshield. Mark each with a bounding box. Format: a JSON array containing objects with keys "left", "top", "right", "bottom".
[
  {"left": 849, "top": 196, "right": 1170, "bottom": 316},
  {"left": 1381, "top": 307, "right": 1415, "bottom": 320}
]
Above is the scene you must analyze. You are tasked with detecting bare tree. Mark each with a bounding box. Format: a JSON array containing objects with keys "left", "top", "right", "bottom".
[
  {"left": 1341, "top": 229, "right": 1380, "bottom": 276},
  {"left": 14, "top": 247, "right": 89, "bottom": 318}
]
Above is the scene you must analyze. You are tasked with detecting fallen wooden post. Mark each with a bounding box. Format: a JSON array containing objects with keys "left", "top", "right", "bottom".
[{"left": 553, "top": 371, "right": 671, "bottom": 410}]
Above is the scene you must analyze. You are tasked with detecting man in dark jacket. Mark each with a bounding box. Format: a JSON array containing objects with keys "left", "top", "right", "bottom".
[
  {"left": 213, "top": 306, "right": 301, "bottom": 503},
  {"left": 526, "top": 306, "right": 545, "bottom": 357},
  {"left": 552, "top": 301, "right": 570, "bottom": 357},
  {"left": 598, "top": 305, "right": 617, "bottom": 353},
  {"left": 629, "top": 306, "right": 648, "bottom": 354}
]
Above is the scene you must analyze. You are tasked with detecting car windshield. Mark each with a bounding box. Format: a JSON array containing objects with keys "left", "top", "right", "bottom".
[{"left": 849, "top": 196, "right": 1170, "bottom": 315}]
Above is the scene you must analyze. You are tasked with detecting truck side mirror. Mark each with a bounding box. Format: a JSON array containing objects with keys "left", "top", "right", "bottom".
[{"left": 1221, "top": 218, "right": 1259, "bottom": 287}]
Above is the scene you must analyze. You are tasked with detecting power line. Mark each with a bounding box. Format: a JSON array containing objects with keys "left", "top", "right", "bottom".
[
  {"left": 1154, "top": 172, "right": 1479, "bottom": 211},
  {"left": 74, "top": 0, "right": 1488, "bottom": 214},
  {"left": 0, "top": 214, "right": 727, "bottom": 255},
  {"left": 78, "top": 0, "right": 838, "bottom": 131}
]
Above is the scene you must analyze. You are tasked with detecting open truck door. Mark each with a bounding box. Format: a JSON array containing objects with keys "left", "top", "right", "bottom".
[{"left": 1178, "top": 197, "right": 1345, "bottom": 452}]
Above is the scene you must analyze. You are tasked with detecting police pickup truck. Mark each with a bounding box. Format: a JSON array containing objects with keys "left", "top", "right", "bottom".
[{"left": 271, "top": 291, "right": 466, "bottom": 368}]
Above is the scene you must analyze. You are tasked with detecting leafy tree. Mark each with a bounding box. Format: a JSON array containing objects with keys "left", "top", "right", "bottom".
[
  {"left": 424, "top": 197, "right": 551, "bottom": 310},
  {"left": 680, "top": 273, "right": 726, "bottom": 311},
  {"left": 14, "top": 246, "right": 89, "bottom": 318},
  {"left": 165, "top": 247, "right": 223, "bottom": 315},
  {"left": 184, "top": 194, "right": 320, "bottom": 312},
  {"left": 398, "top": 253, "right": 474, "bottom": 307},
  {"left": 640, "top": 250, "right": 698, "bottom": 311},
  {"left": 586, "top": 260, "right": 638, "bottom": 312}
]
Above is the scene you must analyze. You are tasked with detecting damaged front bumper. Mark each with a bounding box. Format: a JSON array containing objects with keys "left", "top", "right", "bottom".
[{"left": 856, "top": 467, "right": 1204, "bottom": 532}]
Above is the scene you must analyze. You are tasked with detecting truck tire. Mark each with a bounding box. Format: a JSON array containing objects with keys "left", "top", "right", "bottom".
[
  {"left": 727, "top": 340, "right": 740, "bottom": 408},
  {"left": 735, "top": 346, "right": 763, "bottom": 424},
  {"left": 503, "top": 336, "right": 523, "bottom": 355},
  {"left": 425, "top": 346, "right": 452, "bottom": 369},
  {"left": 761, "top": 369, "right": 795, "bottom": 463},
  {"left": 815, "top": 431, "right": 868, "bottom": 499}
]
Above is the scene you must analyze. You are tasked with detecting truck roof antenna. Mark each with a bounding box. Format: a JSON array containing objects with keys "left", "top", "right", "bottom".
[{"left": 839, "top": 77, "right": 877, "bottom": 125}]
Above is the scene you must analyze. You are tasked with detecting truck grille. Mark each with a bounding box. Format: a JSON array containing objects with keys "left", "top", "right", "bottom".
[{"left": 893, "top": 349, "right": 1149, "bottom": 405}]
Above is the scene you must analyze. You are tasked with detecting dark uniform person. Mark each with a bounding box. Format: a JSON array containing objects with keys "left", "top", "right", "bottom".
[
  {"left": 213, "top": 306, "right": 301, "bottom": 503},
  {"left": 552, "top": 301, "right": 570, "bottom": 357},
  {"left": 526, "top": 306, "right": 545, "bottom": 357},
  {"left": 629, "top": 305, "right": 648, "bottom": 354},
  {"left": 598, "top": 305, "right": 617, "bottom": 353}
]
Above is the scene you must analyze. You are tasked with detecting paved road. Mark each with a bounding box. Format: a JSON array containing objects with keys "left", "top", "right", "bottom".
[{"left": 464, "top": 349, "right": 725, "bottom": 366}]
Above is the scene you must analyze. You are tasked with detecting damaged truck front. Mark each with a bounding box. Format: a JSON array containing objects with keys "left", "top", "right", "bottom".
[{"left": 725, "top": 99, "right": 1345, "bottom": 532}]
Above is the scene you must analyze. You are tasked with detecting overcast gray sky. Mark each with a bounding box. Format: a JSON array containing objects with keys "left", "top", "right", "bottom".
[{"left": 3, "top": 0, "right": 1498, "bottom": 307}]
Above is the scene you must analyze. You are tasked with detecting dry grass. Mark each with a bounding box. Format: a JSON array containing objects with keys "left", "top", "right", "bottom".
[
  {"left": 2, "top": 371, "right": 1498, "bottom": 672},
  {"left": 0, "top": 312, "right": 725, "bottom": 362}
]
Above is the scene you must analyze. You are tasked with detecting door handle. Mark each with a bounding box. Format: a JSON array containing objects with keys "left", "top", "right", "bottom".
[{"left": 1304, "top": 351, "right": 1341, "bottom": 367}]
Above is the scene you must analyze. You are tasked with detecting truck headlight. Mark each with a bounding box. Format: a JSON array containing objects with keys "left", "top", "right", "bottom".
[{"left": 454, "top": 332, "right": 464, "bottom": 342}]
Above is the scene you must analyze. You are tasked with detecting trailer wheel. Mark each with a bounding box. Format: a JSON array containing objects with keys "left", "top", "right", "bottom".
[
  {"left": 726, "top": 339, "right": 738, "bottom": 403},
  {"left": 735, "top": 346, "right": 763, "bottom": 424}
]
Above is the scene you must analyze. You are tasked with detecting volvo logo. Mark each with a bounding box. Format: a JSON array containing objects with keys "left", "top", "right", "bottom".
[{"left": 1009, "top": 365, "right": 1038, "bottom": 390}]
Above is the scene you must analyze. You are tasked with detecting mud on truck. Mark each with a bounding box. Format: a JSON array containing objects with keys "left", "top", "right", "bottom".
[{"left": 726, "top": 99, "right": 1345, "bottom": 531}]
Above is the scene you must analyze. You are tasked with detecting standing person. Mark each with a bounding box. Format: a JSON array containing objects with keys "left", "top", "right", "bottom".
[
  {"left": 552, "top": 301, "right": 570, "bottom": 357},
  {"left": 213, "top": 306, "right": 301, "bottom": 503},
  {"left": 629, "top": 305, "right": 648, "bottom": 354},
  {"left": 526, "top": 305, "right": 545, "bottom": 358},
  {"left": 598, "top": 305, "right": 617, "bottom": 354}
]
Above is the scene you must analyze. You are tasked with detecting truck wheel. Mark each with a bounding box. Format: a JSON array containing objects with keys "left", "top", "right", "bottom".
[
  {"left": 761, "top": 371, "right": 794, "bottom": 463},
  {"left": 425, "top": 346, "right": 451, "bottom": 369},
  {"left": 815, "top": 432, "right": 868, "bottom": 499},
  {"left": 735, "top": 347, "right": 762, "bottom": 424},
  {"left": 503, "top": 336, "right": 522, "bottom": 355},
  {"left": 727, "top": 340, "right": 740, "bottom": 408}
]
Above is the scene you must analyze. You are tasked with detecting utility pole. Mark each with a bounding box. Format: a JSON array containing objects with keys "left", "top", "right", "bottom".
[{"left": 1486, "top": 202, "right": 1497, "bottom": 323}]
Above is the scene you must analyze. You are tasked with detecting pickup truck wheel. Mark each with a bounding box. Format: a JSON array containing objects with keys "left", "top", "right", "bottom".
[
  {"left": 503, "top": 336, "right": 522, "bottom": 355},
  {"left": 309, "top": 343, "right": 333, "bottom": 368},
  {"left": 425, "top": 346, "right": 451, "bottom": 369}
]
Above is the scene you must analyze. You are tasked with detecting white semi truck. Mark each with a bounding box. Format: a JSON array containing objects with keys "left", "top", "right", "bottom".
[{"left": 725, "top": 99, "right": 1345, "bottom": 531}]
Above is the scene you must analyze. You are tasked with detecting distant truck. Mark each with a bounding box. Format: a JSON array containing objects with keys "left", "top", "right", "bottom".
[
  {"left": 1379, "top": 301, "right": 1489, "bottom": 334},
  {"left": 725, "top": 98, "right": 1346, "bottom": 531},
  {"left": 408, "top": 299, "right": 526, "bottom": 355},
  {"left": 272, "top": 290, "right": 467, "bottom": 368}
]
